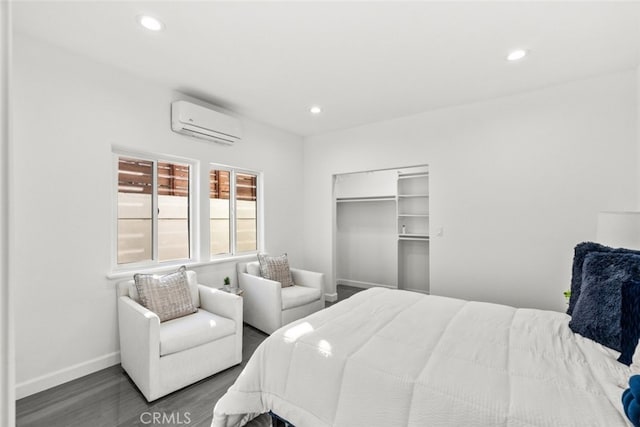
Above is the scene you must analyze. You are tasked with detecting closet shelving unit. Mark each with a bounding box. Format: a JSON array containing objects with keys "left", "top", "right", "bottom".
[
  {"left": 397, "top": 173, "right": 429, "bottom": 238},
  {"left": 397, "top": 170, "right": 429, "bottom": 294}
]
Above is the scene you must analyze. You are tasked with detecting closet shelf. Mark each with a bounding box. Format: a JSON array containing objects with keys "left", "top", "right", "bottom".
[
  {"left": 398, "top": 194, "right": 429, "bottom": 198},
  {"left": 337, "top": 196, "right": 396, "bottom": 203},
  {"left": 398, "top": 173, "right": 429, "bottom": 179},
  {"left": 398, "top": 214, "right": 429, "bottom": 217},
  {"left": 399, "top": 234, "right": 429, "bottom": 241}
]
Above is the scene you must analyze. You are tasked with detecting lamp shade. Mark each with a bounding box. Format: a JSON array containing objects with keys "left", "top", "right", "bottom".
[{"left": 597, "top": 211, "right": 640, "bottom": 250}]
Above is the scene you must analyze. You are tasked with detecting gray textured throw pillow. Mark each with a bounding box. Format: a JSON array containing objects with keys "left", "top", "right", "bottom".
[
  {"left": 257, "top": 253, "right": 295, "bottom": 288},
  {"left": 134, "top": 266, "right": 197, "bottom": 322}
]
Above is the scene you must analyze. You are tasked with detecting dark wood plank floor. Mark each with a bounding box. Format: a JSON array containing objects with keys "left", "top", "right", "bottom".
[
  {"left": 16, "top": 285, "right": 364, "bottom": 427},
  {"left": 327, "top": 284, "right": 365, "bottom": 306}
]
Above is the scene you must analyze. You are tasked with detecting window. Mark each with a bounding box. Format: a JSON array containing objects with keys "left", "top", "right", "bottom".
[
  {"left": 210, "top": 166, "right": 260, "bottom": 257},
  {"left": 116, "top": 154, "right": 192, "bottom": 266},
  {"left": 113, "top": 152, "right": 260, "bottom": 271}
]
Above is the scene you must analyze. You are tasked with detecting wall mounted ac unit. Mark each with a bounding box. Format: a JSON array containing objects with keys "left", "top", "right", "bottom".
[{"left": 171, "top": 100, "right": 242, "bottom": 145}]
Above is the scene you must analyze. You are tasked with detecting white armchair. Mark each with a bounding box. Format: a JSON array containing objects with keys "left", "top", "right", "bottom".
[
  {"left": 117, "top": 270, "right": 243, "bottom": 401},
  {"left": 237, "top": 261, "right": 325, "bottom": 335}
]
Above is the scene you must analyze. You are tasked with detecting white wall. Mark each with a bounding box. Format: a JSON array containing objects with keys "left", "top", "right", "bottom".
[
  {"left": 336, "top": 200, "right": 397, "bottom": 287},
  {"left": 12, "top": 34, "right": 305, "bottom": 397},
  {"left": 1, "top": 1, "right": 15, "bottom": 425},
  {"left": 304, "top": 70, "right": 638, "bottom": 311},
  {"left": 638, "top": 65, "right": 640, "bottom": 209}
]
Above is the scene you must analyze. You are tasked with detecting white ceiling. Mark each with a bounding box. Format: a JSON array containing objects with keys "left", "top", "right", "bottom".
[{"left": 12, "top": 1, "right": 640, "bottom": 136}]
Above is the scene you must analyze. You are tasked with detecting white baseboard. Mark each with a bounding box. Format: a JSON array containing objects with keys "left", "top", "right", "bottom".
[
  {"left": 403, "top": 288, "right": 430, "bottom": 295},
  {"left": 325, "top": 293, "right": 338, "bottom": 302},
  {"left": 337, "top": 279, "right": 396, "bottom": 290},
  {"left": 15, "top": 351, "right": 120, "bottom": 399}
]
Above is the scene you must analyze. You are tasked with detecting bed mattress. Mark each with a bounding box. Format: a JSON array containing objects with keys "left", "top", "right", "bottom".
[{"left": 213, "top": 287, "right": 631, "bottom": 426}]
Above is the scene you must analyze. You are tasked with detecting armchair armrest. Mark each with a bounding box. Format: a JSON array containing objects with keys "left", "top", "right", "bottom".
[
  {"left": 199, "top": 285, "right": 243, "bottom": 362},
  {"left": 291, "top": 268, "right": 325, "bottom": 294},
  {"left": 198, "top": 285, "right": 243, "bottom": 323},
  {"left": 238, "top": 272, "right": 282, "bottom": 334},
  {"left": 117, "top": 296, "right": 160, "bottom": 399}
]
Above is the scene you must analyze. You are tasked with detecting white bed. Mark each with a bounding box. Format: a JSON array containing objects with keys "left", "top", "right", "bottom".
[{"left": 212, "top": 287, "right": 632, "bottom": 427}]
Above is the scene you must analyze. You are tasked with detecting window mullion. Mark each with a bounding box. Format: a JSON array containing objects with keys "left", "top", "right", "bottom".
[
  {"left": 152, "top": 159, "right": 159, "bottom": 263},
  {"left": 188, "top": 163, "right": 194, "bottom": 261},
  {"left": 230, "top": 169, "right": 237, "bottom": 255}
]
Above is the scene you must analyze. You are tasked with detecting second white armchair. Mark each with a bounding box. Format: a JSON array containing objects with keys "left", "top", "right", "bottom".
[{"left": 237, "top": 261, "right": 325, "bottom": 334}]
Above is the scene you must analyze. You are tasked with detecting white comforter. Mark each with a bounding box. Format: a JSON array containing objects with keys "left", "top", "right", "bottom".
[{"left": 213, "top": 288, "right": 632, "bottom": 427}]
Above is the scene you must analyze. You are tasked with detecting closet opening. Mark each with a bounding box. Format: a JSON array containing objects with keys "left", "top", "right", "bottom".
[{"left": 333, "top": 165, "right": 429, "bottom": 294}]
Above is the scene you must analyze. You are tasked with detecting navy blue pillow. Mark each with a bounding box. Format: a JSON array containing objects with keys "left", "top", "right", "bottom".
[
  {"left": 619, "top": 280, "right": 640, "bottom": 365},
  {"left": 568, "top": 242, "right": 640, "bottom": 315},
  {"left": 569, "top": 252, "right": 640, "bottom": 351},
  {"left": 622, "top": 375, "right": 640, "bottom": 427}
]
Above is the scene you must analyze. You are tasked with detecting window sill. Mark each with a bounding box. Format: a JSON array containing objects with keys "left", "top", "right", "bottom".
[{"left": 106, "top": 254, "right": 258, "bottom": 280}]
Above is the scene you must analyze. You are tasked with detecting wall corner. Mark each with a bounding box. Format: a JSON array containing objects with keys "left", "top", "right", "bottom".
[{"left": 1, "top": 0, "right": 15, "bottom": 425}]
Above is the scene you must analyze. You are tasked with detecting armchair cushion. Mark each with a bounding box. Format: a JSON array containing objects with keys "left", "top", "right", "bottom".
[
  {"left": 134, "top": 266, "right": 197, "bottom": 322},
  {"left": 281, "top": 286, "right": 322, "bottom": 310},
  {"left": 159, "top": 309, "right": 236, "bottom": 356},
  {"left": 258, "top": 253, "right": 295, "bottom": 288}
]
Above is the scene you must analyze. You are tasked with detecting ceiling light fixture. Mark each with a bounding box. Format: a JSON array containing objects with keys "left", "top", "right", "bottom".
[
  {"left": 137, "top": 15, "right": 164, "bottom": 32},
  {"left": 310, "top": 106, "right": 322, "bottom": 115},
  {"left": 507, "top": 49, "right": 527, "bottom": 62}
]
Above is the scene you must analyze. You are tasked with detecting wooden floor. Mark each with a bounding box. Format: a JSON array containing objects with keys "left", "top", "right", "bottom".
[
  {"left": 16, "top": 285, "right": 364, "bottom": 427},
  {"left": 325, "top": 283, "right": 363, "bottom": 307}
]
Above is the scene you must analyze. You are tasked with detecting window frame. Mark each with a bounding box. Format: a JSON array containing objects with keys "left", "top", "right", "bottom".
[
  {"left": 111, "top": 149, "right": 198, "bottom": 273},
  {"left": 209, "top": 163, "right": 263, "bottom": 261}
]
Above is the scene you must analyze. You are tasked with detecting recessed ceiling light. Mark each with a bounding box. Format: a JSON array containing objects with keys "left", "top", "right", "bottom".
[
  {"left": 137, "top": 15, "right": 164, "bottom": 32},
  {"left": 310, "top": 106, "right": 322, "bottom": 115},
  {"left": 507, "top": 49, "right": 527, "bottom": 62}
]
